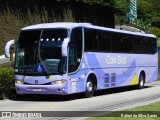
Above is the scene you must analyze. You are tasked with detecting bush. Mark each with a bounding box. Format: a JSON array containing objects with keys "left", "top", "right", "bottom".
[{"left": 0, "top": 67, "right": 16, "bottom": 100}]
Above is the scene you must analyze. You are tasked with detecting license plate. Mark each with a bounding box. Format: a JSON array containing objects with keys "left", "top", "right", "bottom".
[{"left": 33, "top": 89, "right": 41, "bottom": 92}]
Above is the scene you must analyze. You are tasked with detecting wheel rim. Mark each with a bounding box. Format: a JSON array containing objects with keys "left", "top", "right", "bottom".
[
  {"left": 140, "top": 76, "right": 144, "bottom": 87},
  {"left": 87, "top": 81, "right": 93, "bottom": 92},
  {"left": 140, "top": 78, "right": 144, "bottom": 87}
]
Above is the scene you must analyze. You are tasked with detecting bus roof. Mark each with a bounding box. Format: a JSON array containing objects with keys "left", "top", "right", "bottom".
[
  {"left": 22, "top": 22, "right": 91, "bottom": 30},
  {"left": 22, "top": 22, "right": 156, "bottom": 38}
]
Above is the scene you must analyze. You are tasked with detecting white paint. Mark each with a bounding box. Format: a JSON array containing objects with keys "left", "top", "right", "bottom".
[
  {"left": 82, "top": 63, "right": 85, "bottom": 69},
  {"left": 71, "top": 81, "right": 77, "bottom": 92},
  {"left": 81, "top": 75, "right": 85, "bottom": 79},
  {"left": 71, "top": 78, "right": 78, "bottom": 82},
  {"left": 106, "top": 55, "right": 126, "bottom": 65},
  {"left": 5, "top": 40, "right": 15, "bottom": 58},
  {"left": 62, "top": 38, "right": 69, "bottom": 57}
]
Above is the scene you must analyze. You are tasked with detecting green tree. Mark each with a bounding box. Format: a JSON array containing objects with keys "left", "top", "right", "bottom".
[
  {"left": 149, "top": 27, "right": 160, "bottom": 47},
  {"left": 137, "top": 0, "right": 160, "bottom": 26},
  {"left": 82, "top": 0, "right": 114, "bottom": 6},
  {"left": 113, "top": 0, "right": 128, "bottom": 25},
  {"left": 137, "top": 0, "right": 152, "bottom": 20}
]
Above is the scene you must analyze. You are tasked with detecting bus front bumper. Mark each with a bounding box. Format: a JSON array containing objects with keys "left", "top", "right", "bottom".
[{"left": 15, "top": 84, "right": 68, "bottom": 95}]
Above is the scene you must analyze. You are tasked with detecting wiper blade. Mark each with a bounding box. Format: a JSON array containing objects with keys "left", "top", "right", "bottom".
[
  {"left": 38, "top": 57, "right": 50, "bottom": 76},
  {"left": 36, "top": 29, "right": 50, "bottom": 76}
]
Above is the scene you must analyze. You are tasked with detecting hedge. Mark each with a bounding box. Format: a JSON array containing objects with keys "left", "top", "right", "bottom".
[{"left": 0, "top": 67, "right": 16, "bottom": 100}]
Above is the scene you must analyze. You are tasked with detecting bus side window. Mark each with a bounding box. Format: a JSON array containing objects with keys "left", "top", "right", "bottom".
[
  {"left": 111, "top": 32, "right": 123, "bottom": 52},
  {"left": 151, "top": 38, "right": 157, "bottom": 54},
  {"left": 84, "top": 28, "right": 98, "bottom": 51},
  {"left": 121, "top": 34, "right": 133, "bottom": 53},
  {"left": 133, "top": 36, "right": 143, "bottom": 54},
  {"left": 99, "top": 30, "right": 111, "bottom": 52}
]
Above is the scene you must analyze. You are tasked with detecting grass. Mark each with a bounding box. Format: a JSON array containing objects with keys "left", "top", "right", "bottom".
[{"left": 86, "top": 102, "right": 160, "bottom": 120}]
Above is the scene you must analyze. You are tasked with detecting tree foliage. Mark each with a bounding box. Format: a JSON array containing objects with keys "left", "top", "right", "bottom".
[
  {"left": 82, "top": 0, "right": 114, "bottom": 6},
  {"left": 113, "top": 0, "right": 160, "bottom": 26},
  {"left": 149, "top": 27, "right": 160, "bottom": 47},
  {"left": 137, "top": 0, "right": 152, "bottom": 20},
  {"left": 0, "top": 0, "right": 160, "bottom": 51}
]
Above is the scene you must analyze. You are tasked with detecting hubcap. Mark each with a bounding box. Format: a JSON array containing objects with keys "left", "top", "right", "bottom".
[
  {"left": 140, "top": 80, "right": 143, "bottom": 86},
  {"left": 87, "top": 81, "right": 93, "bottom": 92},
  {"left": 140, "top": 77, "right": 144, "bottom": 87}
]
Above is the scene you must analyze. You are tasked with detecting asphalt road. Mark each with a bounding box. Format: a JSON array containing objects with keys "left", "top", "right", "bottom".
[{"left": 0, "top": 81, "right": 160, "bottom": 120}]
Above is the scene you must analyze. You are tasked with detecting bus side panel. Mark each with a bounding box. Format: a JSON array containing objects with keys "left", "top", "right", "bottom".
[
  {"left": 67, "top": 52, "right": 158, "bottom": 94},
  {"left": 67, "top": 70, "right": 89, "bottom": 94},
  {"left": 83, "top": 52, "right": 157, "bottom": 89}
]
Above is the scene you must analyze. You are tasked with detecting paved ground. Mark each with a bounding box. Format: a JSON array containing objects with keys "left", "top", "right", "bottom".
[
  {"left": 0, "top": 58, "right": 12, "bottom": 66},
  {"left": 0, "top": 81, "right": 160, "bottom": 120}
]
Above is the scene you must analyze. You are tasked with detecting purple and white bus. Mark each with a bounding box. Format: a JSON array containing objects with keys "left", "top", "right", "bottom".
[{"left": 13, "top": 22, "right": 158, "bottom": 97}]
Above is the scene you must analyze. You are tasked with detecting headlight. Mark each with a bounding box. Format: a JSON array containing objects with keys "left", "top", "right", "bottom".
[
  {"left": 15, "top": 80, "right": 23, "bottom": 84},
  {"left": 51, "top": 80, "right": 65, "bottom": 85}
]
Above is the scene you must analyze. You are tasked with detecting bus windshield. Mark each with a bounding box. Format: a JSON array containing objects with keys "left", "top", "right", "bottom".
[{"left": 15, "top": 29, "right": 68, "bottom": 75}]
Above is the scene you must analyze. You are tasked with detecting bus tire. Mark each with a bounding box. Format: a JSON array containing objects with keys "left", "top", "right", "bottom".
[
  {"left": 138, "top": 73, "right": 145, "bottom": 89},
  {"left": 84, "top": 78, "right": 95, "bottom": 98}
]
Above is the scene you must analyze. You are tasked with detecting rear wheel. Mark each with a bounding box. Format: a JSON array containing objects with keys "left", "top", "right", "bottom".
[
  {"left": 138, "top": 73, "right": 145, "bottom": 89},
  {"left": 84, "top": 78, "right": 95, "bottom": 98}
]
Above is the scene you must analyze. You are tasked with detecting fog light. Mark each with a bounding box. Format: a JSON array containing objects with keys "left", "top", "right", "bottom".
[{"left": 58, "top": 88, "right": 65, "bottom": 92}]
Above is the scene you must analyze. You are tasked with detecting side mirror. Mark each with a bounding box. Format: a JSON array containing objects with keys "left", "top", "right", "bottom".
[
  {"left": 5, "top": 39, "right": 16, "bottom": 58},
  {"left": 62, "top": 38, "right": 69, "bottom": 57}
]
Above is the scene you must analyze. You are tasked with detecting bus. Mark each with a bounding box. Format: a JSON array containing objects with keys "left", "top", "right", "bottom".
[{"left": 12, "top": 22, "right": 158, "bottom": 97}]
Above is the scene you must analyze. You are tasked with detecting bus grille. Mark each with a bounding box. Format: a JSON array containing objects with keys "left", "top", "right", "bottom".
[{"left": 23, "top": 82, "right": 51, "bottom": 85}]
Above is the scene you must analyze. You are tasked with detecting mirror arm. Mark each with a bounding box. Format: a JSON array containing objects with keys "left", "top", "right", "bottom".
[
  {"left": 62, "top": 38, "right": 69, "bottom": 57},
  {"left": 5, "top": 39, "right": 16, "bottom": 58}
]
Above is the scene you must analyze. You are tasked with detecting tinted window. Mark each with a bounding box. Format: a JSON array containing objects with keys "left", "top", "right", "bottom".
[
  {"left": 69, "top": 27, "right": 83, "bottom": 73},
  {"left": 121, "top": 34, "right": 133, "bottom": 53},
  {"left": 111, "top": 32, "right": 123, "bottom": 52},
  {"left": 99, "top": 30, "right": 111, "bottom": 52},
  {"left": 143, "top": 37, "right": 152, "bottom": 53},
  {"left": 150, "top": 38, "right": 157, "bottom": 54},
  {"left": 84, "top": 28, "right": 98, "bottom": 51},
  {"left": 142, "top": 37, "right": 157, "bottom": 54},
  {"left": 85, "top": 28, "right": 111, "bottom": 52},
  {"left": 84, "top": 28, "right": 157, "bottom": 54},
  {"left": 133, "top": 36, "right": 143, "bottom": 53}
]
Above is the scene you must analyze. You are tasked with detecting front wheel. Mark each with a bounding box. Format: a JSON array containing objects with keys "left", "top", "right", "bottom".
[{"left": 84, "top": 78, "right": 95, "bottom": 98}]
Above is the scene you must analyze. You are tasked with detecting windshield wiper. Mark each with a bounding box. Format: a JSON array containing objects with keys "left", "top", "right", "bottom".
[{"left": 37, "top": 29, "right": 50, "bottom": 76}]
